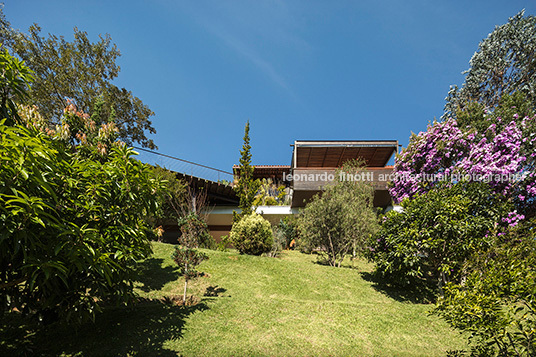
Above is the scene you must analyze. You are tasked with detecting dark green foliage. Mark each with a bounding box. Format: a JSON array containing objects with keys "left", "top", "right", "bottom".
[
  {"left": 0, "top": 48, "right": 34, "bottom": 125},
  {"left": 172, "top": 248, "right": 209, "bottom": 280},
  {"left": 0, "top": 9, "right": 156, "bottom": 148},
  {"left": 456, "top": 92, "right": 534, "bottom": 135},
  {"left": 178, "top": 213, "right": 215, "bottom": 249},
  {"left": 444, "top": 11, "right": 536, "bottom": 118},
  {"left": 149, "top": 165, "right": 187, "bottom": 229},
  {"left": 433, "top": 220, "right": 536, "bottom": 356},
  {"left": 278, "top": 216, "right": 298, "bottom": 249},
  {"left": 366, "top": 182, "right": 512, "bottom": 287},
  {"left": 298, "top": 161, "right": 379, "bottom": 267},
  {"left": 229, "top": 213, "right": 273, "bottom": 256},
  {"left": 0, "top": 123, "right": 163, "bottom": 323},
  {"left": 233, "top": 121, "right": 261, "bottom": 221}
]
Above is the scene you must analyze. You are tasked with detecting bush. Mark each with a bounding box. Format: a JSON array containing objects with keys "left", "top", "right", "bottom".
[
  {"left": 433, "top": 220, "right": 536, "bottom": 356},
  {"left": 366, "top": 182, "right": 513, "bottom": 287},
  {"left": 278, "top": 216, "right": 298, "bottom": 249},
  {"left": 0, "top": 123, "right": 163, "bottom": 323},
  {"left": 298, "top": 160, "right": 378, "bottom": 267},
  {"left": 229, "top": 213, "right": 273, "bottom": 255}
]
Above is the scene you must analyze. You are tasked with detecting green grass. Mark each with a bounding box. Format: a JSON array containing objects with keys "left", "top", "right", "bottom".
[{"left": 1, "top": 242, "right": 467, "bottom": 356}]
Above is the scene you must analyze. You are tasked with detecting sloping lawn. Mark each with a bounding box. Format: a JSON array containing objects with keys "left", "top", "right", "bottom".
[{"left": 1, "top": 242, "right": 466, "bottom": 356}]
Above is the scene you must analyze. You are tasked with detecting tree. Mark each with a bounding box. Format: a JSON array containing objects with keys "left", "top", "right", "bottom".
[
  {"left": 233, "top": 121, "right": 260, "bottom": 220},
  {"left": 444, "top": 11, "right": 536, "bottom": 118},
  {"left": 367, "top": 182, "right": 513, "bottom": 287},
  {"left": 297, "top": 161, "right": 379, "bottom": 267},
  {"left": 0, "top": 49, "right": 166, "bottom": 323},
  {"left": 172, "top": 246, "right": 208, "bottom": 304},
  {"left": 148, "top": 165, "right": 188, "bottom": 230},
  {"left": 172, "top": 202, "right": 210, "bottom": 303},
  {"left": 433, "top": 221, "right": 536, "bottom": 356},
  {"left": 0, "top": 125, "right": 164, "bottom": 323},
  {"left": 0, "top": 48, "right": 34, "bottom": 125},
  {"left": 390, "top": 96, "right": 536, "bottom": 217},
  {"left": 0, "top": 8, "right": 156, "bottom": 148},
  {"left": 253, "top": 178, "right": 289, "bottom": 206}
]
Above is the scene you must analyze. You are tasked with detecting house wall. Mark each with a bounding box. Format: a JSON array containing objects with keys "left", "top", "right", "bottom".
[
  {"left": 290, "top": 167, "right": 394, "bottom": 207},
  {"left": 205, "top": 206, "right": 299, "bottom": 241}
]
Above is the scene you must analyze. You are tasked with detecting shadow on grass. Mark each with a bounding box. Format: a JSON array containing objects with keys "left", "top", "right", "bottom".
[
  {"left": 136, "top": 257, "right": 180, "bottom": 292},
  {"left": 1, "top": 299, "right": 209, "bottom": 356},
  {"left": 360, "top": 271, "right": 438, "bottom": 304},
  {"left": 204, "top": 285, "right": 227, "bottom": 297}
]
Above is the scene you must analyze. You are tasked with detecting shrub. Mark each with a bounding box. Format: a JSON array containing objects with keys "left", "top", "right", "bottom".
[
  {"left": 433, "top": 220, "right": 536, "bottom": 356},
  {"left": 229, "top": 213, "right": 273, "bottom": 255},
  {"left": 298, "top": 160, "right": 378, "bottom": 267},
  {"left": 0, "top": 123, "right": 163, "bottom": 323},
  {"left": 366, "top": 182, "right": 513, "bottom": 287},
  {"left": 149, "top": 166, "right": 187, "bottom": 229},
  {"left": 278, "top": 216, "right": 298, "bottom": 249},
  {"left": 178, "top": 213, "right": 215, "bottom": 249}
]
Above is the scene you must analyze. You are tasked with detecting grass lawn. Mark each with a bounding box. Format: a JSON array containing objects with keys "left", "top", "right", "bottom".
[{"left": 1, "top": 242, "right": 467, "bottom": 356}]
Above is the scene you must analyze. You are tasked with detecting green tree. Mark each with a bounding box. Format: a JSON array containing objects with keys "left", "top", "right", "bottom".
[
  {"left": 149, "top": 165, "right": 188, "bottom": 229},
  {"left": 444, "top": 11, "right": 536, "bottom": 118},
  {"left": 367, "top": 182, "right": 513, "bottom": 287},
  {"left": 172, "top": 246, "right": 208, "bottom": 304},
  {"left": 0, "top": 124, "right": 164, "bottom": 323},
  {"left": 0, "top": 48, "right": 34, "bottom": 125},
  {"left": 0, "top": 48, "right": 166, "bottom": 323},
  {"left": 0, "top": 9, "right": 156, "bottom": 148},
  {"left": 298, "top": 161, "right": 379, "bottom": 267},
  {"left": 433, "top": 221, "right": 536, "bottom": 356},
  {"left": 233, "top": 121, "right": 260, "bottom": 221}
]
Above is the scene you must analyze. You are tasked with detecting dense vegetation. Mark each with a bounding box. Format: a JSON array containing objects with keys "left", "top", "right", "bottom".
[
  {"left": 229, "top": 213, "right": 274, "bottom": 256},
  {"left": 0, "top": 47, "right": 166, "bottom": 324},
  {"left": 0, "top": 7, "right": 157, "bottom": 148},
  {"left": 1, "top": 243, "right": 467, "bottom": 356},
  {"left": 297, "top": 160, "right": 379, "bottom": 267},
  {"left": 366, "top": 11, "right": 536, "bottom": 356}
]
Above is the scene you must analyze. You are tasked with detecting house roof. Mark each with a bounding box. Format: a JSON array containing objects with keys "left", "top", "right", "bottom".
[
  {"left": 233, "top": 165, "right": 291, "bottom": 182},
  {"left": 292, "top": 140, "right": 398, "bottom": 168},
  {"left": 175, "top": 172, "right": 238, "bottom": 205}
]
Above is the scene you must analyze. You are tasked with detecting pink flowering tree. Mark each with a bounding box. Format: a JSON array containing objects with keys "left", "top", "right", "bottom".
[
  {"left": 367, "top": 94, "right": 535, "bottom": 289},
  {"left": 390, "top": 94, "right": 536, "bottom": 219}
]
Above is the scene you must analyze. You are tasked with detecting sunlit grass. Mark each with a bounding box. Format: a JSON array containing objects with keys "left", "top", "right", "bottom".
[{"left": 1, "top": 242, "right": 467, "bottom": 356}]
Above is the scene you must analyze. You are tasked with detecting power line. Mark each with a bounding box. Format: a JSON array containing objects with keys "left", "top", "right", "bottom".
[{"left": 132, "top": 146, "right": 233, "bottom": 176}]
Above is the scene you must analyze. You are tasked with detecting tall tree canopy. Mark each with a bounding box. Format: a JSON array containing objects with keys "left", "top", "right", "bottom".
[
  {"left": 233, "top": 121, "right": 260, "bottom": 220},
  {"left": 444, "top": 10, "right": 536, "bottom": 118},
  {"left": 0, "top": 7, "right": 156, "bottom": 148}
]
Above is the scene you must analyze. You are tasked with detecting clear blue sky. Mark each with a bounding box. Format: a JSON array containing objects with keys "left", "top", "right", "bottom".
[{"left": 5, "top": 1, "right": 536, "bottom": 173}]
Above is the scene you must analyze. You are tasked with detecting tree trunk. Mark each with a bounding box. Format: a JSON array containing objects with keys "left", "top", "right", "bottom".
[{"left": 183, "top": 278, "right": 188, "bottom": 303}]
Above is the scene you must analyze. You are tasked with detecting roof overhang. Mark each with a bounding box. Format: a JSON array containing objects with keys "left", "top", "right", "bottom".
[
  {"left": 292, "top": 140, "right": 398, "bottom": 168},
  {"left": 233, "top": 165, "right": 291, "bottom": 182}
]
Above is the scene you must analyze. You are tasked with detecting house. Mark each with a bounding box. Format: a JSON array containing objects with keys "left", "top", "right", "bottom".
[{"left": 204, "top": 140, "right": 398, "bottom": 241}]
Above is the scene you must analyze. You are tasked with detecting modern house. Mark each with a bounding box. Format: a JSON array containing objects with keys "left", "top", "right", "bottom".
[{"left": 203, "top": 140, "right": 398, "bottom": 241}]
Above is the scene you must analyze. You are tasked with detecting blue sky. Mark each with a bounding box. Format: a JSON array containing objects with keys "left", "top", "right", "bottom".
[{"left": 5, "top": 1, "right": 536, "bottom": 173}]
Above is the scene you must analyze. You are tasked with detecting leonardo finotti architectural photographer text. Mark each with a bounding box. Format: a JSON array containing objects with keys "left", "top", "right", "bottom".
[{"left": 282, "top": 171, "right": 525, "bottom": 183}]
